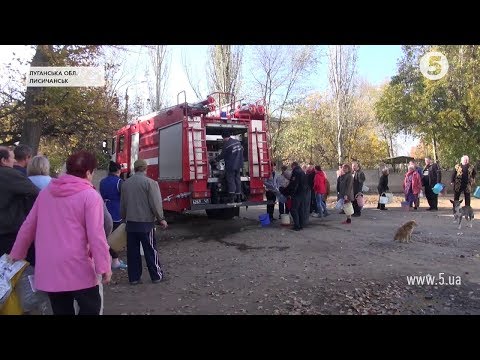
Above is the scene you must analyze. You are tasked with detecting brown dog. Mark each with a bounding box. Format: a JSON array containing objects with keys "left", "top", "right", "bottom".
[{"left": 394, "top": 220, "right": 418, "bottom": 243}]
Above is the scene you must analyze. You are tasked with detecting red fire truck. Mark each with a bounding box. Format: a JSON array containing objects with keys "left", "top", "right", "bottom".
[{"left": 109, "top": 92, "right": 272, "bottom": 219}]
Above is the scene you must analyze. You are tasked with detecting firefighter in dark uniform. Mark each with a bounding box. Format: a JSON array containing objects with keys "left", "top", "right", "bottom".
[{"left": 213, "top": 129, "right": 244, "bottom": 203}]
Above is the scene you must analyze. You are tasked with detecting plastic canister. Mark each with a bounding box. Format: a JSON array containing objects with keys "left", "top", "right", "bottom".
[
  {"left": 474, "top": 186, "right": 480, "bottom": 199},
  {"left": 280, "top": 214, "right": 290, "bottom": 226},
  {"left": 432, "top": 183, "right": 444, "bottom": 195}
]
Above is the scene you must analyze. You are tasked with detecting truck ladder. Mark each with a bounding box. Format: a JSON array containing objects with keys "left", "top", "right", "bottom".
[
  {"left": 188, "top": 127, "right": 208, "bottom": 180},
  {"left": 253, "top": 128, "right": 271, "bottom": 178}
]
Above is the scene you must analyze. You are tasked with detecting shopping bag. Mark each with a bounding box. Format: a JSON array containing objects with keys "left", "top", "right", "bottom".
[
  {"left": 0, "top": 256, "right": 29, "bottom": 315},
  {"left": 285, "top": 198, "right": 292, "bottom": 211},
  {"left": 277, "top": 193, "right": 287, "bottom": 204},
  {"left": 16, "top": 266, "right": 50, "bottom": 314},
  {"left": 355, "top": 193, "right": 365, "bottom": 207},
  {"left": 343, "top": 201, "right": 354, "bottom": 216},
  {"left": 335, "top": 198, "right": 344, "bottom": 210},
  {"left": 107, "top": 222, "right": 127, "bottom": 252}
]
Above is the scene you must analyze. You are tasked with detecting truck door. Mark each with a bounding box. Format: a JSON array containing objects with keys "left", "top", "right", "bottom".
[
  {"left": 117, "top": 133, "right": 129, "bottom": 175},
  {"left": 111, "top": 136, "right": 116, "bottom": 162},
  {"left": 159, "top": 122, "right": 183, "bottom": 180},
  {"left": 130, "top": 132, "right": 139, "bottom": 174}
]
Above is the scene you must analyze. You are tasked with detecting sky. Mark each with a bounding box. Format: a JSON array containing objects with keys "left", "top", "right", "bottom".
[
  {"left": 105, "top": 45, "right": 405, "bottom": 103},
  {"left": 357, "top": 45, "right": 402, "bottom": 85},
  {"left": 0, "top": 45, "right": 416, "bottom": 154}
]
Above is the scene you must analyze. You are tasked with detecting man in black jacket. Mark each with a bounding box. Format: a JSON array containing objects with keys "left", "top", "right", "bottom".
[
  {"left": 0, "top": 146, "right": 39, "bottom": 263},
  {"left": 13, "top": 144, "right": 33, "bottom": 176},
  {"left": 285, "top": 162, "right": 307, "bottom": 231},
  {"left": 423, "top": 157, "right": 441, "bottom": 211},
  {"left": 215, "top": 129, "right": 244, "bottom": 203}
]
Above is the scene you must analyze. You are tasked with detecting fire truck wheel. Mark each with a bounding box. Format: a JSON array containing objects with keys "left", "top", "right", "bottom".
[{"left": 205, "top": 207, "right": 239, "bottom": 220}]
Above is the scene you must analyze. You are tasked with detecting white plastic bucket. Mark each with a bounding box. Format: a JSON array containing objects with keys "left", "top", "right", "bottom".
[
  {"left": 385, "top": 192, "right": 394, "bottom": 202},
  {"left": 280, "top": 214, "right": 291, "bottom": 226}
]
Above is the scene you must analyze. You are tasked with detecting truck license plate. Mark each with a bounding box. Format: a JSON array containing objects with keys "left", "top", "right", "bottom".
[{"left": 192, "top": 198, "right": 210, "bottom": 205}]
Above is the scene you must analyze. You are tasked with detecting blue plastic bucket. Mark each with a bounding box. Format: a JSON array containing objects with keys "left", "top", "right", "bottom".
[
  {"left": 432, "top": 183, "right": 444, "bottom": 195},
  {"left": 474, "top": 186, "right": 480, "bottom": 199},
  {"left": 259, "top": 213, "right": 271, "bottom": 227}
]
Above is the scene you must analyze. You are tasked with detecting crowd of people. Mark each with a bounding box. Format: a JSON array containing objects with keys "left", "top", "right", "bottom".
[
  {"left": 0, "top": 140, "right": 477, "bottom": 315},
  {"left": 265, "top": 160, "right": 365, "bottom": 229},
  {"left": 0, "top": 145, "right": 167, "bottom": 315},
  {"left": 264, "top": 155, "right": 477, "bottom": 229}
]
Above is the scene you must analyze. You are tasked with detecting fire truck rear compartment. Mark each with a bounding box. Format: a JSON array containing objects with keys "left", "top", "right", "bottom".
[{"left": 205, "top": 126, "right": 250, "bottom": 208}]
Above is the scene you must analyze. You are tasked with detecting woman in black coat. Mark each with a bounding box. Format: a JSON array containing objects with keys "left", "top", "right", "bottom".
[{"left": 377, "top": 168, "right": 389, "bottom": 210}]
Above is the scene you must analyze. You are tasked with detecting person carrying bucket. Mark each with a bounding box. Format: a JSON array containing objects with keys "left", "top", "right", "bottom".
[
  {"left": 422, "top": 157, "right": 442, "bottom": 211},
  {"left": 338, "top": 164, "right": 354, "bottom": 225},
  {"left": 377, "top": 168, "right": 389, "bottom": 210}
]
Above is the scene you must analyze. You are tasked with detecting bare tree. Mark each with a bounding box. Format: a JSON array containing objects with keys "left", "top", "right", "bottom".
[
  {"left": 207, "top": 45, "right": 243, "bottom": 104},
  {"left": 250, "top": 45, "right": 317, "bottom": 159},
  {"left": 379, "top": 125, "right": 396, "bottom": 158},
  {"left": 102, "top": 47, "right": 132, "bottom": 102},
  {"left": 100, "top": 47, "right": 133, "bottom": 125},
  {"left": 145, "top": 45, "right": 170, "bottom": 111},
  {"left": 182, "top": 50, "right": 206, "bottom": 101},
  {"left": 328, "top": 45, "right": 358, "bottom": 166}
]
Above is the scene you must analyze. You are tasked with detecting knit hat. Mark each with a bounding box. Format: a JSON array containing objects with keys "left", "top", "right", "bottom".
[{"left": 134, "top": 159, "right": 148, "bottom": 169}]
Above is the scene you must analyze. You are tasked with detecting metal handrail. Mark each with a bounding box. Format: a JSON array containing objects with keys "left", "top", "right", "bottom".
[{"left": 177, "top": 90, "right": 187, "bottom": 106}]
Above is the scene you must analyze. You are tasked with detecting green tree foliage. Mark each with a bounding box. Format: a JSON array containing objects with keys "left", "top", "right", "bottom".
[
  {"left": 0, "top": 45, "right": 124, "bottom": 170},
  {"left": 276, "top": 85, "right": 389, "bottom": 169},
  {"left": 249, "top": 45, "right": 318, "bottom": 162},
  {"left": 375, "top": 45, "right": 480, "bottom": 167},
  {"left": 0, "top": 50, "right": 29, "bottom": 145}
]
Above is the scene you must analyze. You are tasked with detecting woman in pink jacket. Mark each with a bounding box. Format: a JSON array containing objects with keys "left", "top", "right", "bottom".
[
  {"left": 403, "top": 164, "right": 422, "bottom": 210},
  {"left": 9, "top": 150, "right": 112, "bottom": 315}
]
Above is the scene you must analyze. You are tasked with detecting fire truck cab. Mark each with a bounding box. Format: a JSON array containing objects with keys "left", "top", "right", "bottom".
[{"left": 110, "top": 92, "right": 272, "bottom": 219}]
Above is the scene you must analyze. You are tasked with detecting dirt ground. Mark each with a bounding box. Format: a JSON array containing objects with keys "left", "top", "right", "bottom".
[{"left": 103, "top": 194, "right": 480, "bottom": 315}]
